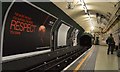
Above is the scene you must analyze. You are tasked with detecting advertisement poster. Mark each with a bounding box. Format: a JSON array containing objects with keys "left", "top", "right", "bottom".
[
  {"left": 70, "top": 28, "right": 79, "bottom": 46},
  {"left": 57, "top": 23, "right": 70, "bottom": 46},
  {"left": 2, "top": 1, "right": 57, "bottom": 56}
]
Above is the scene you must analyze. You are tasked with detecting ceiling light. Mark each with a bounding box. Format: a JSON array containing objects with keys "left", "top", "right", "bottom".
[
  {"left": 66, "top": 0, "right": 74, "bottom": 9},
  {"left": 91, "top": 26, "right": 94, "bottom": 31},
  {"left": 84, "top": 6, "right": 87, "bottom": 13},
  {"left": 66, "top": 0, "right": 73, "bottom": 2}
]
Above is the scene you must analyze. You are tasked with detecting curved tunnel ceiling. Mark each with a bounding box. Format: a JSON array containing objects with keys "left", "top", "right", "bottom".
[{"left": 52, "top": 0, "right": 119, "bottom": 33}]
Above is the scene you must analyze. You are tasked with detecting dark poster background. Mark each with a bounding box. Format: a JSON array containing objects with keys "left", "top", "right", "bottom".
[{"left": 3, "top": 2, "right": 57, "bottom": 56}]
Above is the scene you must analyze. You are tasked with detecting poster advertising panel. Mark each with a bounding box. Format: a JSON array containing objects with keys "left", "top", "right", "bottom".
[
  {"left": 57, "top": 21, "right": 72, "bottom": 47},
  {"left": 2, "top": 1, "right": 57, "bottom": 57}
]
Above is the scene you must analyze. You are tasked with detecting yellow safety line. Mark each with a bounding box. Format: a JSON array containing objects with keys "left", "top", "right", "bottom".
[{"left": 73, "top": 48, "right": 94, "bottom": 72}]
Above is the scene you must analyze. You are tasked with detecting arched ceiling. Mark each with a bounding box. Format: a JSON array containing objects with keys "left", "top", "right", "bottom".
[{"left": 51, "top": 0, "right": 119, "bottom": 33}]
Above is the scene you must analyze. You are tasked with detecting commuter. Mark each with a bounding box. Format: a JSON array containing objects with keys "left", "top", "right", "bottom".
[{"left": 106, "top": 34, "right": 115, "bottom": 55}]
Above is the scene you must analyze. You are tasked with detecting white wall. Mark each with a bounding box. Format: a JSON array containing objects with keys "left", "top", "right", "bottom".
[{"left": 101, "top": 20, "right": 120, "bottom": 46}]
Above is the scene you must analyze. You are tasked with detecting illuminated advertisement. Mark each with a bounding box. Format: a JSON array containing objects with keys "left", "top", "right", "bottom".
[
  {"left": 2, "top": 1, "right": 57, "bottom": 56},
  {"left": 57, "top": 21, "right": 71, "bottom": 47},
  {"left": 57, "top": 23, "right": 70, "bottom": 46},
  {"left": 72, "top": 29, "right": 79, "bottom": 46}
]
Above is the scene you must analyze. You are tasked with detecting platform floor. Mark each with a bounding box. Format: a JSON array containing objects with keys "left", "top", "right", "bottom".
[
  {"left": 63, "top": 45, "right": 120, "bottom": 72},
  {"left": 95, "top": 45, "right": 118, "bottom": 70}
]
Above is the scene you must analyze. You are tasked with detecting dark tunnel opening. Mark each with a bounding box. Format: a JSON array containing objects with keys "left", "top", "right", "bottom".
[{"left": 79, "top": 35, "right": 92, "bottom": 49}]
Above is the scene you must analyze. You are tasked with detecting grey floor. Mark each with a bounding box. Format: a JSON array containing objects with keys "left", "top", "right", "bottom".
[
  {"left": 95, "top": 45, "right": 118, "bottom": 70},
  {"left": 63, "top": 45, "right": 119, "bottom": 71}
]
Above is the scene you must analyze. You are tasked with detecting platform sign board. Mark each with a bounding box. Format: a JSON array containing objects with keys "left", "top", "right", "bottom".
[{"left": 2, "top": 1, "right": 57, "bottom": 56}]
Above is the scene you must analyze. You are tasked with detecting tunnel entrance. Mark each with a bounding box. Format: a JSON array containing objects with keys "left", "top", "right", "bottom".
[{"left": 79, "top": 34, "right": 92, "bottom": 49}]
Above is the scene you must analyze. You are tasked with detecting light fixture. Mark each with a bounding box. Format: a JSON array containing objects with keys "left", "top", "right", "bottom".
[
  {"left": 80, "top": 0, "right": 94, "bottom": 31},
  {"left": 80, "top": 0, "right": 88, "bottom": 14},
  {"left": 91, "top": 26, "right": 94, "bottom": 31},
  {"left": 83, "top": 6, "right": 87, "bottom": 13},
  {"left": 66, "top": 0, "right": 73, "bottom": 2},
  {"left": 66, "top": 0, "right": 74, "bottom": 9}
]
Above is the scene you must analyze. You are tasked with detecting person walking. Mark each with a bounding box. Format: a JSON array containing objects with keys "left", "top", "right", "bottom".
[{"left": 106, "top": 34, "right": 115, "bottom": 55}]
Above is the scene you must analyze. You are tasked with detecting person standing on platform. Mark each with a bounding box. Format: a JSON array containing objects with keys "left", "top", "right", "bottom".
[{"left": 106, "top": 34, "right": 115, "bottom": 55}]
